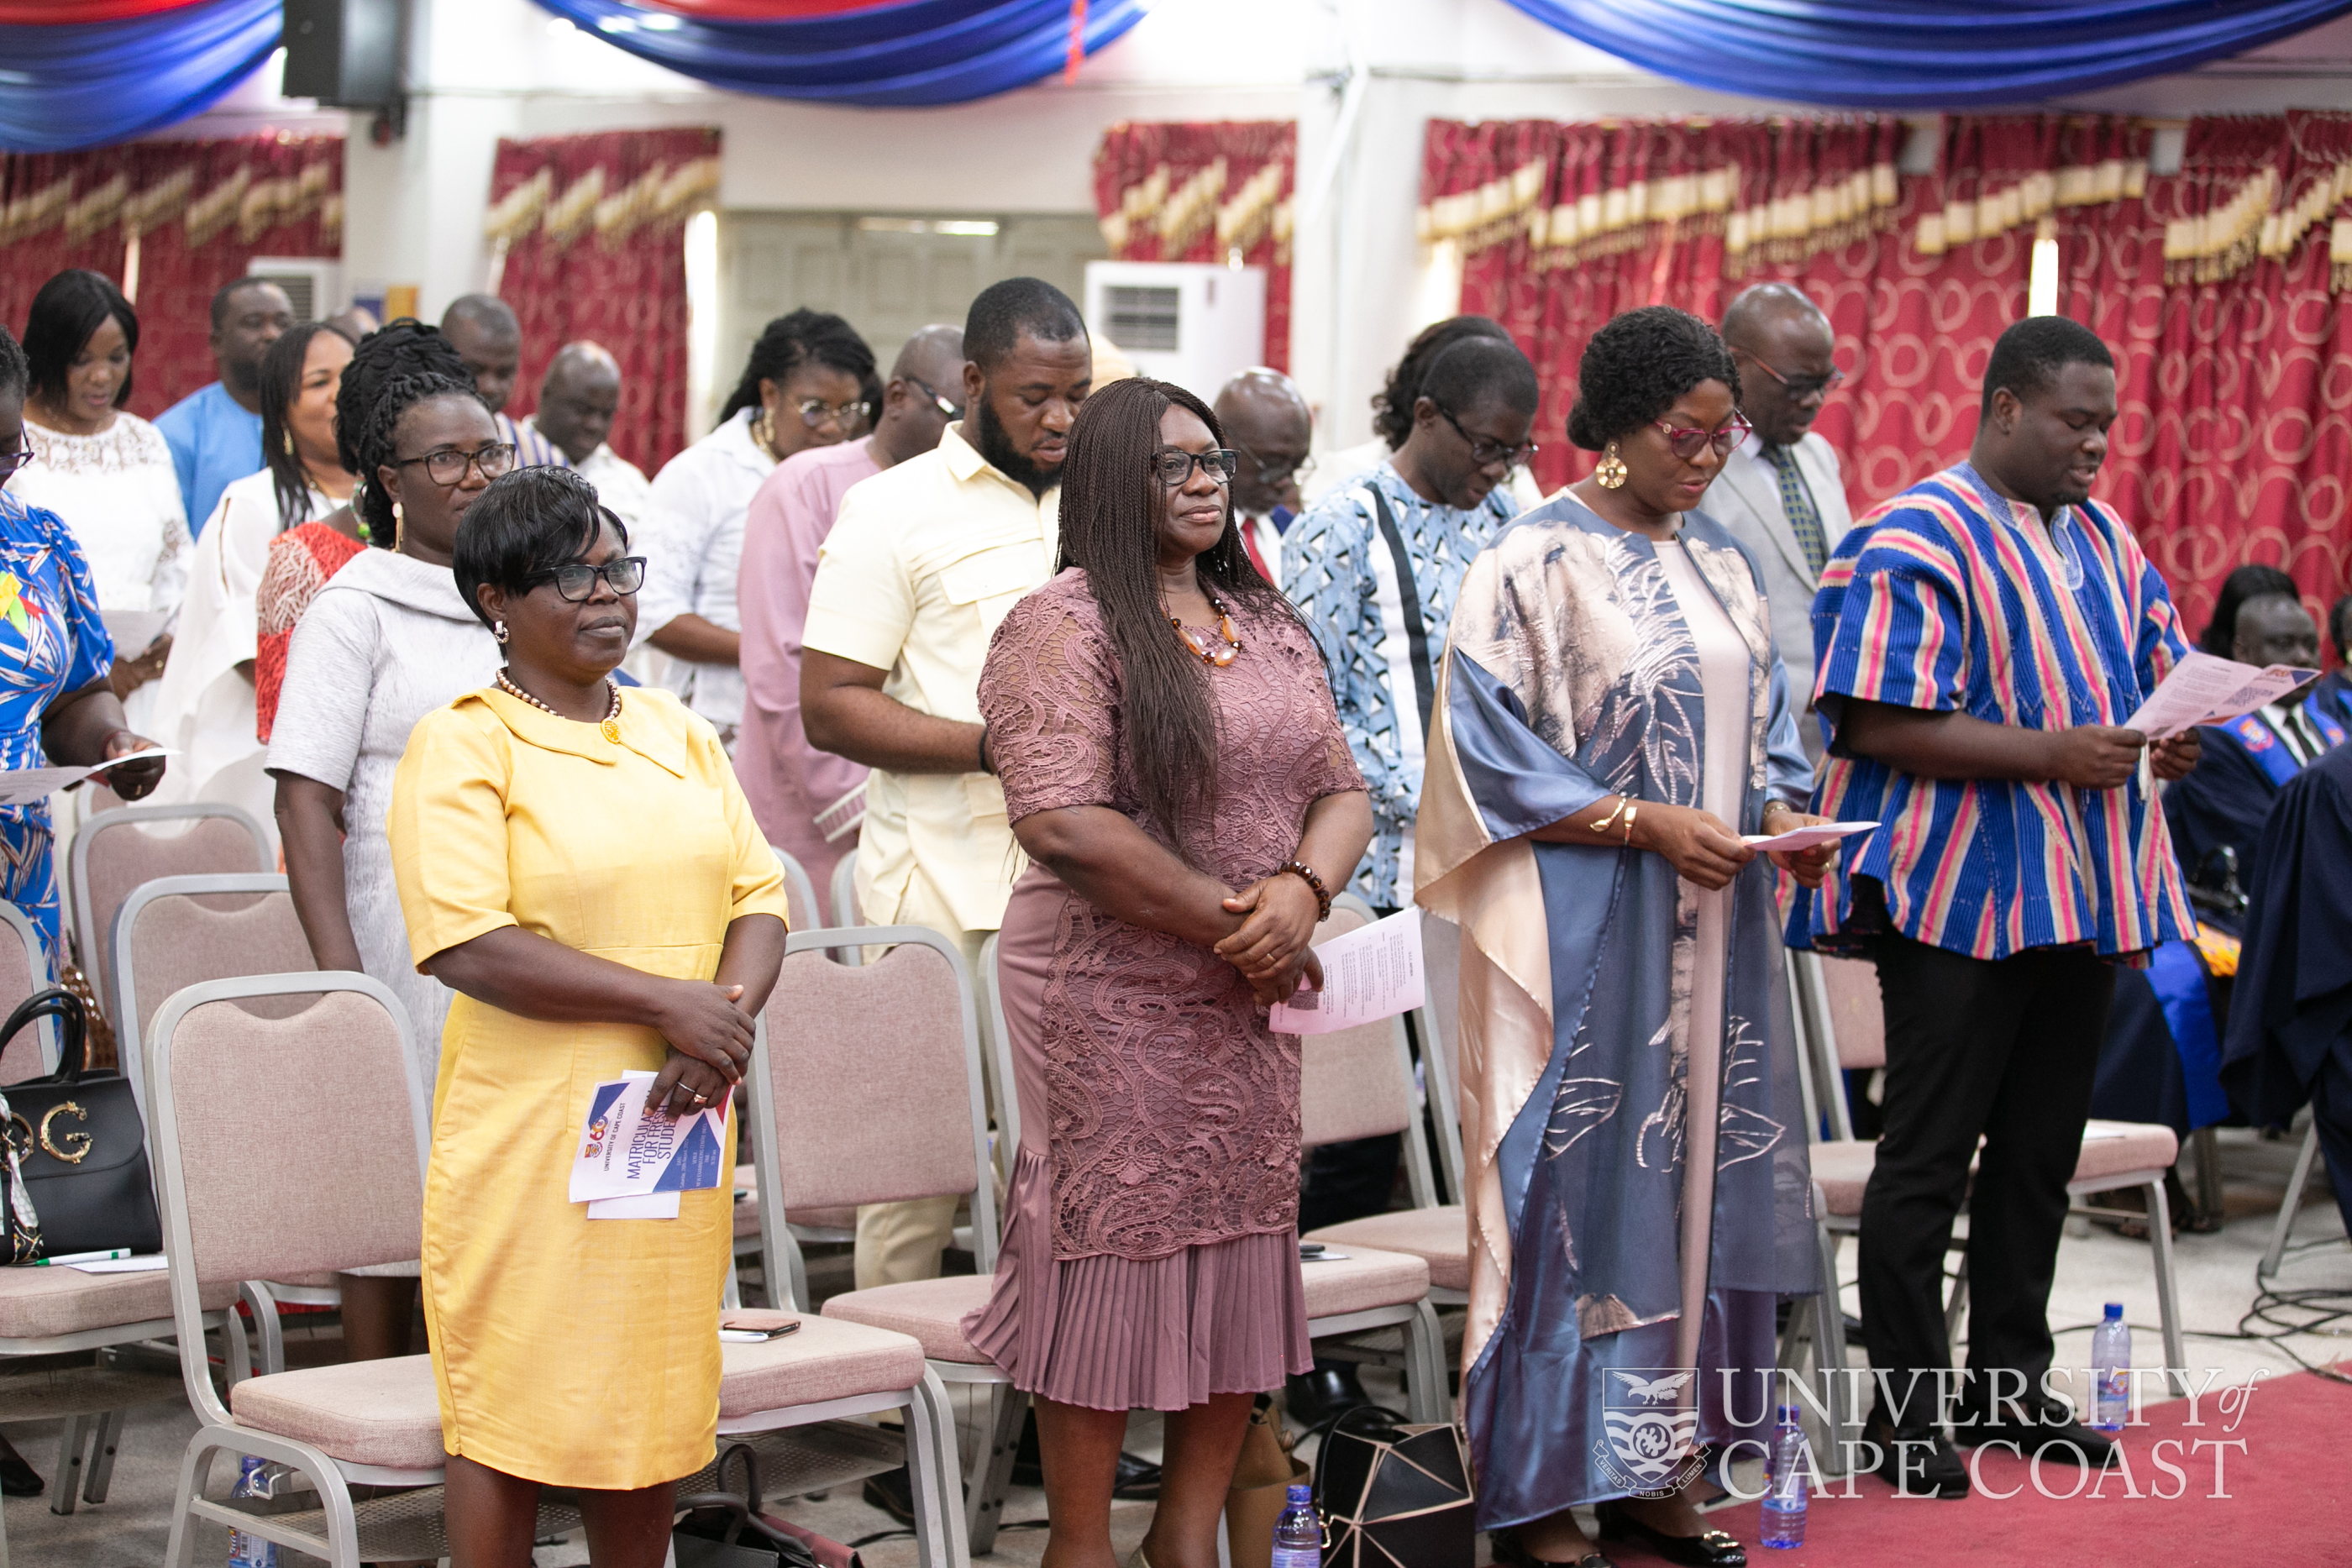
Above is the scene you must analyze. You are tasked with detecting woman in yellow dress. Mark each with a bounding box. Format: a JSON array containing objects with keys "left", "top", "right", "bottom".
[{"left": 389, "top": 465, "right": 790, "bottom": 1565}]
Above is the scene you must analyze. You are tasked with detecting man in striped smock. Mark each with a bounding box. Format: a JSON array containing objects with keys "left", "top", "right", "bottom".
[{"left": 1793, "top": 317, "right": 2202, "bottom": 1496}]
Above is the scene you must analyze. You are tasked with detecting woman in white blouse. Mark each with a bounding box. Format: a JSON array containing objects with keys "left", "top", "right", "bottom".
[
  {"left": 13, "top": 270, "right": 191, "bottom": 730},
  {"left": 151, "top": 323, "right": 354, "bottom": 813}
]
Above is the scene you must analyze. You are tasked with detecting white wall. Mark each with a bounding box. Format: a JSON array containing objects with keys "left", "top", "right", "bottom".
[{"left": 176, "top": 0, "right": 2352, "bottom": 449}]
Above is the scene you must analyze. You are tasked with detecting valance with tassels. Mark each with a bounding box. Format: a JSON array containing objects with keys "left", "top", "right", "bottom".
[{"left": 2157, "top": 111, "right": 2352, "bottom": 287}]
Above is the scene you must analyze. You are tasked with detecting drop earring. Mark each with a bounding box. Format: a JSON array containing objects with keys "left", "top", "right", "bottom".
[
  {"left": 391, "top": 499, "right": 404, "bottom": 551},
  {"left": 492, "top": 620, "right": 510, "bottom": 644},
  {"left": 1595, "top": 443, "right": 1628, "bottom": 490}
]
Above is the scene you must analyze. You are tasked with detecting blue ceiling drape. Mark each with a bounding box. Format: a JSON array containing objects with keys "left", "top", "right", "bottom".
[
  {"left": 0, "top": 0, "right": 279, "bottom": 154},
  {"left": 1498, "top": 0, "right": 2352, "bottom": 108},
  {"left": 528, "top": 0, "right": 1152, "bottom": 107}
]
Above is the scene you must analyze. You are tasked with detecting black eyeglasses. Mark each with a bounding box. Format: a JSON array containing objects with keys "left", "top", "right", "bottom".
[
  {"left": 905, "top": 377, "right": 963, "bottom": 421},
  {"left": 397, "top": 442, "right": 516, "bottom": 486},
  {"left": 522, "top": 556, "right": 647, "bottom": 601},
  {"left": 1152, "top": 448, "right": 1239, "bottom": 486},
  {"left": 1436, "top": 406, "right": 1538, "bottom": 469},
  {"left": 797, "top": 397, "right": 874, "bottom": 430},
  {"left": 1233, "top": 443, "right": 1315, "bottom": 485},
  {"left": 0, "top": 443, "right": 31, "bottom": 481}
]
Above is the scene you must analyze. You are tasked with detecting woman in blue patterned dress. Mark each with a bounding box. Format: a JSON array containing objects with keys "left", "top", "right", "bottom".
[{"left": 0, "top": 325, "right": 167, "bottom": 967}]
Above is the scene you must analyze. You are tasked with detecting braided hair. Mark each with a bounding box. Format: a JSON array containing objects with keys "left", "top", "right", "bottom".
[
  {"left": 334, "top": 319, "right": 484, "bottom": 548},
  {"left": 1054, "top": 376, "right": 1309, "bottom": 847},
  {"left": 717, "top": 309, "right": 874, "bottom": 427}
]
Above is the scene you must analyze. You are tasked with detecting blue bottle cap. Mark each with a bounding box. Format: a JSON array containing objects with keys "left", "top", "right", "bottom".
[
  {"left": 1288, "top": 1482, "right": 1314, "bottom": 1502},
  {"left": 1777, "top": 1403, "right": 1803, "bottom": 1420},
  {"left": 2103, "top": 1303, "right": 2124, "bottom": 1319}
]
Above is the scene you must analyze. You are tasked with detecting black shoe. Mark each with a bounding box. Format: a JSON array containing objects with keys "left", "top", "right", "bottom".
[
  {"left": 1284, "top": 1362, "right": 1377, "bottom": 1427},
  {"left": 1005, "top": 1408, "right": 1163, "bottom": 1497},
  {"left": 1860, "top": 1412, "right": 1969, "bottom": 1498},
  {"left": 0, "top": 1448, "right": 39, "bottom": 1498},
  {"left": 1490, "top": 1528, "right": 1614, "bottom": 1568},
  {"left": 1592, "top": 1500, "right": 1746, "bottom": 1567},
  {"left": 1954, "top": 1400, "right": 2118, "bottom": 1466},
  {"left": 863, "top": 1465, "right": 916, "bottom": 1524}
]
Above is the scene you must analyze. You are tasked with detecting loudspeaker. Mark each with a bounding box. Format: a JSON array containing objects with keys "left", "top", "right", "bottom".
[{"left": 281, "top": 0, "right": 404, "bottom": 109}]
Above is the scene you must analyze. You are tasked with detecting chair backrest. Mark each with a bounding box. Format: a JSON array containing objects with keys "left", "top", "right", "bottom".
[
  {"left": 974, "top": 931, "right": 1022, "bottom": 1191},
  {"left": 71, "top": 804, "right": 269, "bottom": 999},
  {"left": 769, "top": 846, "right": 822, "bottom": 941},
  {"left": 112, "top": 875, "right": 317, "bottom": 1121},
  {"left": 1297, "top": 894, "right": 1440, "bottom": 1209},
  {"left": 1415, "top": 911, "right": 1467, "bottom": 1202},
  {"left": 147, "top": 973, "right": 426, "bottom": 1420},
  {"left": 828, "top": 855, "right": 863, "bottom": 941},
  {"left": 747, "top": 926, "right": 994, "bottom": 1308},
  {"left": 0, "top": 900, "right": 56, "bottom": 1083},
  {"left": 1815, "top": 953, "right": 1887, "bottom": 1072}
]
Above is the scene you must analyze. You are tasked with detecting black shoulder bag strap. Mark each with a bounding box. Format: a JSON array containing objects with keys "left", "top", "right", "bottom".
[{"left": 1364, "top": 485, "right": 1438, "bottom": 744}]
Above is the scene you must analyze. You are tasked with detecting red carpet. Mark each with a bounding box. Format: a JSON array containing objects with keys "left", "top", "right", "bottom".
[{"left": 1643, "top": 1368, "right": 2352, "bottom": 1568}]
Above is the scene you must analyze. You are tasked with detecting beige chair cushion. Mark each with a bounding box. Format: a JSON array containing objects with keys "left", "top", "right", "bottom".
[
  {"left": 0, "top": 1266, "right": 237, "bottom": 1340},
  {"left": 719, "top": 1314, "right": 928, "bottom": 1417},
  {"left": 2073, "top": 1121, "right": 2180, "bottom": 1184},
  {"left": 1299, "top": 1245, "right": 1431, "bottom": 1320},
  {"left": 822, "top": 1277, "right": 995, "bottom": 1364},
  {"left": 1307, "top": 1207, "right": 1469, "bottom": 1292},
  {"left": 228, "top": 1354, "right": 444, "bottom": 1471},
  {"left": 1809, "top": 1140, "right": 1877, "bottom": 1218}
]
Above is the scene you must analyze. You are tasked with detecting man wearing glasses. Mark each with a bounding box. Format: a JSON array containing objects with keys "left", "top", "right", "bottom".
[
  {"left": 1711, "top": 283, "right": 1855, "bottom": 763},
  {"left": 736, "top": 324, "right": 965, "bottom": 899},
  {"left": 1213, "top": 367, "right": 1314, "bottom": 588}
]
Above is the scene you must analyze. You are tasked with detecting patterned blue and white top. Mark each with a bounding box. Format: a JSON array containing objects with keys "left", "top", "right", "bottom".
[
  {"left": 0, "top": 490, "right": 113, "bottom": 960},
  {"left": 1283, "top": 461, "right": 1515, "bottom": 907}
]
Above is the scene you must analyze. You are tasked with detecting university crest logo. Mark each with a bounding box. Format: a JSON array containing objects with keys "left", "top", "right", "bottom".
[{"left": 1594, "top": 1370, "right": 1702, "bottom": 1494}]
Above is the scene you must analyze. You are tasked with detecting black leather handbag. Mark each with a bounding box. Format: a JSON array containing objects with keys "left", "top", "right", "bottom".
[{"left": 0, "top": 989, "right": 162, "bottom": 1259}]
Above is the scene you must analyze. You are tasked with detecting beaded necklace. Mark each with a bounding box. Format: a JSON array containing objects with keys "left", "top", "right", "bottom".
[
  {"left": 497, "top": 669, "right": 623, "bottom": 745},
  {"left": 1167, "top": 590, "right": 1243, "bottom": 668}
]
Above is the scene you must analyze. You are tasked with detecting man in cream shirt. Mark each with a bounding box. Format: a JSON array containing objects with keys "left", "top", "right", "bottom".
[
  {"left": 1710, "top": 282, "right": 1856, "bottom": 763},
  {"left": 801, "top": 277, "right": 1089, "bottom": 1287}
]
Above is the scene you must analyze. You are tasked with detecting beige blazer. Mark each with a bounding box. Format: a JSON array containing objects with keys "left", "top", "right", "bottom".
[{"left": 1707, "top": 431, "right": 1854, "bottom": 758}]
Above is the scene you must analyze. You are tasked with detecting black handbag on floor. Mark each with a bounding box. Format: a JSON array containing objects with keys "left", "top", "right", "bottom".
[
  {"left": 0, "top": 988, "right": 162, "bottom": 1260},
  {"left": 1311, "top": 1403, "right": 1476, "bottom": 1568}
]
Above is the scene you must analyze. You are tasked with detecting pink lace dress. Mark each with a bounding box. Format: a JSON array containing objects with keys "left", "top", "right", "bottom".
[{"left": 963, "top": 570, "right": 1365, "bottom": 1411}]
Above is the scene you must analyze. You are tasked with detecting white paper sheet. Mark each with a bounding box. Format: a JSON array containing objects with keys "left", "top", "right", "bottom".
[
  {"left": 64, "top": 1255, "right": 167, "bottom": 1273},
  {"left": 588, "top": 1192, "right": 683, "bottom": 1220},
  {"left": 570, "top": 1068, "right": 727, "bottom": 1209},
  {"left": 2123, "top": 652, "right": 2319, "bottom": 740},
  {"left": 1740, "top": 820, "right": 1879, "bottom": 852},
  {"left": 1269, "top": 909, "right": 1425, "bottom": 1036},
  {"left": 0, "top": 747, "right": 172, "bottom": 809},
  {"left": 100, "top": 609, "right": 169, "bottom": 657}
]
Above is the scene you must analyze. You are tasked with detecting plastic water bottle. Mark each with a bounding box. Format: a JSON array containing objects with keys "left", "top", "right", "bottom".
[
  {"left": 2092, "top": 1302, "right": 2131, "bottom": 1434},
  {"left": 1272, "top": 1481, "right": 1321, "bottom": 1568},
  {"left": 1760, "top": 1403, "right": 1809, "bottom": 1550},
  {"left": 226, "top": 1455, "right": 276, "bottom": 1568}
]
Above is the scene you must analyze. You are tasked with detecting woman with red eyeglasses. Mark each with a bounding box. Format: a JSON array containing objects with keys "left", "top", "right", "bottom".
[{"left": 1416, "top": 307, "right": 1837, "bottom": 1568}]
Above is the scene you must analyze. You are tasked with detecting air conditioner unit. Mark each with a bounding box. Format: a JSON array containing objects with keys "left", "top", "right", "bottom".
[
  {"left": 246, "top": 258, "right": 345, "bottom": 323},
  {"left": 1083, "top": 261, "right": 1267, "bottom": 401}
]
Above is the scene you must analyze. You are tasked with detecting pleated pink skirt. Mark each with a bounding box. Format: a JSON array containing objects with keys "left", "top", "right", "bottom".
[{"left": 962, "top": 1145, "right": 1313, "bottom": 1412}]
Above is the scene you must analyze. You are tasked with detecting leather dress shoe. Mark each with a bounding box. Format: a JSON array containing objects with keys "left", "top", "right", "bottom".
[
  {"left": 1592, "top": 1500, "right": 1746, "bottom": 1567},
  {"left": 1861, "top": 1412, "right": 1969, "bottom": 1498},
  {"left": 1007, "top": 1408, "right": 1162, "bottom": 1497},
  {"left": 862, "top": 1465, "right": 918, "bottom": 1524},
  {"left": 1954, "top": 1401, "right": 2118, "bottom": 1466},
  {"left": 0, "top": 1441, "right": 40, "bottom": 1498},
  {"left": 1284, "top": 1363, "right": 1378, "bottom": 1427},
  {"left": 1489, "top": 1528, "right": 1613, "bottom": 1567}
]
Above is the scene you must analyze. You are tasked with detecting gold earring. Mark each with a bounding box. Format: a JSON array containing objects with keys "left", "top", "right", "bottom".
[
  {"left": 1596, "top": 442, "right": 1628, "bottom": 490},
  {"left": 391, "top": 498, "right": 404, "bottom": 550}
]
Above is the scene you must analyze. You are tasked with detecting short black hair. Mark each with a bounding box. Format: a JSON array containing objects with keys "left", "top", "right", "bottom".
[
  {"left": 1372, "top": 315, "right": 1512, "bottom": 449},
  {"left": 2198, "top": 564, "right": 2301, "bottom": 658},
  {"left": 336, "top": 319, "right": 481, "bottom": 548},
  {"left": 0, "top": 324, "right": 28, "bottom": 402},
  {"left": 1417, "top": 335, "right": 1539, "bottom": 422},
  {"left": 212, "top": 275, "right": 282, "bottom": 331},
  {"left": 1566, "top": 307, "right": 1740, "bottom": 452},
  {"left": 964, "top": 278, "right": 1085, "bottom": 371},
  {"left": 1981, "top": 316, "right": 2114, "bottom": 417},
  {"left": 23, "top": 270, "right": 137, "bottom": 409},
  {"left": 453, "top": 465, "right": 627, "bottom": 627},
  {"left": 717, "top": 308, "right": 875, "bottom": 426}
]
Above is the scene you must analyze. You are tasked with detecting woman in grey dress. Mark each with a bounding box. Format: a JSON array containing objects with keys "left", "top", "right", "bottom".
[{"left": 266, "top": 321, "right": 506, "bottom": 1359}]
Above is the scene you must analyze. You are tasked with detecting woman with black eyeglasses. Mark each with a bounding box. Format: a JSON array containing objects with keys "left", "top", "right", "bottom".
[
  {"left": 964, "top": 377, "right": 1371, "bottom": 1568},
  {"left": 387, "top": 466, "right": 788, "bottom": 1566},
  {"left": 1417, "top": 307, "right": 1835, "bottom": 1568}
]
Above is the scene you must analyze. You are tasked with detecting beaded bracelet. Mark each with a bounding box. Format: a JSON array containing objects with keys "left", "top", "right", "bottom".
[{"left": 1282, "top": 858, "right": 1333, "bottom": 921}]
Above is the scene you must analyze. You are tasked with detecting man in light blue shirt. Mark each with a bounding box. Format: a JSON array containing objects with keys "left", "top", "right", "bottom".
[{"left": 155, "top": 277, "right": 291, "bottom": 535}]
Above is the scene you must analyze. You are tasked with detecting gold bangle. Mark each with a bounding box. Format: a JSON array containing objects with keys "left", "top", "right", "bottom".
[
  {"left": 1622, "top": 802, "right": 1640, "bottom": 845},
  {"left": 1590, "top": 795, "right": 1629, "bottom": 836}
]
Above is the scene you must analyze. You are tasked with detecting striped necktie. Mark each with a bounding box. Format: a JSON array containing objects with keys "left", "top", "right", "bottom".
[{"left": 1765, "top": 443, "right": 1828, "bottom": 576}]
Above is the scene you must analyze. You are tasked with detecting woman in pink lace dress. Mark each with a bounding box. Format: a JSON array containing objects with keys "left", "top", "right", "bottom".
[{"left": 966, "top": 377, "right": 1373, "bottom": 1568}]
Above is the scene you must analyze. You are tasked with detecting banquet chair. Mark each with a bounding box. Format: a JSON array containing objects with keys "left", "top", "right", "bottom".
[
  {"left": 67, "top": 803, "right": 269, "bottom": 1007},
  {"left": 0, "top": 899, "right": 244, "bottom": 1565},
  {"left": 827, "top": 857, "right": 866, "bottom": 962},
  {"left": 1415, "top": 910, "right": 1468, "bottom": 1202},
  {"left": 1779, "top": 949, "right": 2190, "bottom": 1471},
  {"left": 2258, "top": 1120, "right": 2334, "bottom": 1281},
  {"left": 744, "top": 927, "right": 1011, "bottom": 1547}
]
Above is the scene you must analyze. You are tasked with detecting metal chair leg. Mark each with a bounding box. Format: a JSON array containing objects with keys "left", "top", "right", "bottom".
[
  {"left": 967, "top": 1382, "right": 1026, "bottom": 1556},
  {"left": 2259, "top": 1124, "right": 2323, "bottom": 1282},
  {"left": 2145, "top": 1177, "right": 2189, "bottom": 1398},
  {"left": 1814, "top": 1220, "right": 1855, "bottom": 1476},
  {"left": 81, "top": 1409, "right": 123, "bottom": 1504},
  {"left": 1943, "top": 1252, "right": 1970, "bottom": 1363},
  {"left": 241, "top": 1282, "right": 286, "bottom": 1378},
  {"left": 50, "top": 1414, "right": 88, "bottom": 1516},
  {"left": 904, "top": 1372, "right": 972, "bottom": 1568}
]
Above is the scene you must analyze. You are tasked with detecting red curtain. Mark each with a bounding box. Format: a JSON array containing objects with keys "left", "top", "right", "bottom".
[
  {"left": 1091, "top": 121, "right": 1294, "bottom": 372},
  {"left": 0, "top": 135, "right": 344, "bottom": 418},
  {"left": 2057, "top": 112, "right": 2352, "bottom": 638},
  {"left": 486, "top": 128, "right": 720, "bottom": 478}
]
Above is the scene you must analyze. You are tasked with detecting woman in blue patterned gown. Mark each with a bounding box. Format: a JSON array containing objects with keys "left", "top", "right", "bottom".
[{"left": 0, "top": 324, "right": 167, "bottom": 969}]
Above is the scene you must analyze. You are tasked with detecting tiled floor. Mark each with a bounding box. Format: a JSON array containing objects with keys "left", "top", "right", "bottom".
[{"left": 4, "top": 1125, "right": 2344, "bottom": 1566}]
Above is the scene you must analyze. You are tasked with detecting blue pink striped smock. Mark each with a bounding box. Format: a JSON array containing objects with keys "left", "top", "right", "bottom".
[{"left": 1790, "top": 462, "right": 2196, "bottom": 962}]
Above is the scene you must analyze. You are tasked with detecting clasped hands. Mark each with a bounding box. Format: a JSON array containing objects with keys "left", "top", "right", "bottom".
[
  {"left": 1215, "top": 873, "right": 1326, "bottom": 1007},
  {"left": 646, "top": 978, "right": 756, "bottom": 1118}
]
